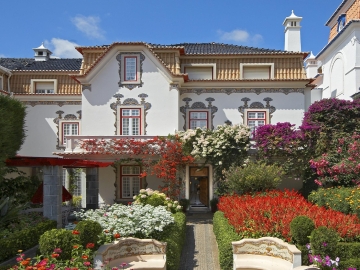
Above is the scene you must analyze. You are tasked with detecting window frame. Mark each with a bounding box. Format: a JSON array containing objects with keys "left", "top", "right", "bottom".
[
  {"left": 240, "top": 63, "right": 275, "bottom": 80},
  {"left": 181, "top": 63, "right": 216, "bottom": 80},
  {"left": 188, "top": 110, "right": 209, "bottom": 129},
  {"left": 58, "top": 120, "right": 81, "bottom": 146},
  {"left": 31, "top": 79, "right": 57, "bottom": 94},
  {"left": 120, "top": 165, "right": 141, "bottom": 199},
  {"left": 117, "top": 106, "right": 144, "bottom": 135},
  {"left": 243, "top": 109, "right": 269, "bottom": 135},
  {"left": 117, "top": 53, "right": 144, "bottom": 88},
  {"left": 124, "top": 56, "right": 138, "bottom": 82}
]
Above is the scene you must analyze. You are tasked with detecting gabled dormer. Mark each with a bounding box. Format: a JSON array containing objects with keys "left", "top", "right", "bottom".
[{"left": 33, "top": 43, "right": 52, "bottom": 61}]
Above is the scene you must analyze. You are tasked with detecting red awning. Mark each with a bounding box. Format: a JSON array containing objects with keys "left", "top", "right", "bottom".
[
  {"left": 6, "top": 156, "right": 113, "bottom": 168},
  {"left": 31, "top": 182, "right": 73, "bottom": 203}
]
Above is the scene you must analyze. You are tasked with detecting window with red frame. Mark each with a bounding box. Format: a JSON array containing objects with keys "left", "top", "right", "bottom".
[
  {"left": 247, "top": 111, "right": 266, "bottom": 134},
  {"left": 121, "top": 165, "right": 141, "bottom": 198},
  {"left": 62, "top": 122, "right": 79, "bottom": 145},
  {"left": 189, "top": 111, "right": 208, "bottom": 129},
  {"left": 120, "top": 108, "right": 141, "bottom": 135},
  {"left": 124, "top": 57, "right": 137, "bottom": 81}
]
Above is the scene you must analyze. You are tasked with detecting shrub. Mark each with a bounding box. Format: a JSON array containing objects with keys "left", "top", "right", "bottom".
[
  {"left": 39, "top": 229, "right": 80, "bottom": 260},
  {"left": 310, "top": 226, "right": 339, "bottom": 258},
  {"left": 213, "top": 211, "right": 241, "bottom": 270},
  {"left": 75, "top": 220, "right": 102, "bottom": 248},
  {"left": 0, "top": 219, "right": 56, "bottom": 262},
  {"left": 157, "top": 212, "right": 186, "bottom": 270},
  {"left": 224, "top": 162, "right": 284, "bottom": 194},
  {"left": 308, "top": 187, "right": 360, "bottom": 218},
  {"left": 290, "top": 216, "right": 315, "bottom": 245}
]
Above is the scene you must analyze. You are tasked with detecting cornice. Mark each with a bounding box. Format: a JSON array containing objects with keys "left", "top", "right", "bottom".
[
  {"left": 179, "top": 88, "right": 305, "bottom": 96},
  {"left": 14, "top": 94, "right": 81, "bottom": 102}
]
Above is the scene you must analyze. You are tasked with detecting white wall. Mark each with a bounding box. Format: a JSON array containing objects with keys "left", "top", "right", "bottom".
[
  {"left": 178, "top": 92, "right": 306, "bottom": 130},
  {"left": 18, "top": 104, "right": 80, "bottom": 157},
  {"left": 81, "top": 50, "right": 179, "bottom": 136}
]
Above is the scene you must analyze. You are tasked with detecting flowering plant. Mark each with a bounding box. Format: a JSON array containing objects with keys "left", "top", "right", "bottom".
[
  {"left": 177, "top": 124, "right": 250, "bottom": 183},
  {"left": 73, "top": 203, "right": 174, "bottom": 242},
  {"left": 133, "top": 188, "right": 182, "bottom": 213},
  {"left": 9, "top": 243, "right": 95, "bottom": 270},
  {"left": 306, "top": 243, "right": 341, "bottom": 270}
]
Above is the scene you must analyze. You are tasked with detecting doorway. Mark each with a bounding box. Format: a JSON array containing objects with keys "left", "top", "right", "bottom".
[{"left": 189, "top": 167, "right": 209, "bottom": 206}]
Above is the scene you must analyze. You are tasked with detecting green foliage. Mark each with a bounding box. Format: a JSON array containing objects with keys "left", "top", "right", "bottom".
[
  {"left": 336, "top": 242, "right": 360, "bottom": 261},
  {"left": 0, "top": 95, "right": 26, "bottom": 169},
  {"left": 0, "top": 219, "right": 56, "bottom": 262},
  {"left": 310, "top": 226, "right": 339, "bottom": 258},
  {"left": 213, "top": 211, "right": 241, "bottom": 270},
  {"left": 224, "top": 162, "right": 284, "bottom": 194},
  {"left": 39, "top": 229, "right": 80, "bottom": 260},
  {"left": 71, "top": 195, "right": 82, "bottom": 208},
  {"left": 156, "top": 212, "right": 186, "bottom": 270},
  {"left": 133, "top": 189, "right": 182, "bottom": 213},
  {"left": 179, "top": 198, "right": 190, "bottom": 211},
  {"left": 339, "top": 258, "right": 360, "bottom": 270},
  {"left": 0, "top": 167, "right": 41, "bottom": 206},
  {"left": 0, "top": 197, "right": 27, "bottom": 228},
  {"left": 75, "top": 220, "right": 102, "bottom": 248},
  {"left": 308, "top": 187, "right": 360, "bottom": 218},
  {"left": 290, "top": 216, "right": 315, "bottom": 245}
]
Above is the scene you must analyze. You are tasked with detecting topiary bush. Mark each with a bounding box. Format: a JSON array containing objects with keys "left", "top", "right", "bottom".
[
  {"left": 75, "top": 220, "right": 102, "bottom": 247},
  {"left": 310, "top": 226, "right": 339, "bottom": 258},
  {"left": 39, "top": 229, "right": 80, "bottom": 260},
  {"left": 224, "top": 162, "right": 284, "bottom": 194},
  {"left": 290, "top": 215, "right": 315, "bottom": 245},
  {"left": 213, "top": 211, "right": 241, "bottom": 270}
]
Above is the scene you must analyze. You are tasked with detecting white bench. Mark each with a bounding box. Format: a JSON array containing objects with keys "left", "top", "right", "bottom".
[
  {"left": 232, "top": 237, "right": 306, "bottom": 270},
  {"left": 94, "top": 237, "right": 167, "bottom": 270}
]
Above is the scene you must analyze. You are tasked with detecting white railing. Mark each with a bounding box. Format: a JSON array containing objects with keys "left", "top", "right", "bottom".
[{"left": 64, "top": 135, "right": 157, "bottom": 153}]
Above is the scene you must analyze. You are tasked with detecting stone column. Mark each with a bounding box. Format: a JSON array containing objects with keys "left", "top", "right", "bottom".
[
  {"left": 43, "top": 166, "right": 63, "bottom": 228},
  {"left": 86, "top": 167, "right": 98, "bottom": 209}
]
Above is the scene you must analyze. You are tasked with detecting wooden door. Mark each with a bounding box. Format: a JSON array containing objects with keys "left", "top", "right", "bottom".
[{"left": 199, "top": 178, "right": 208, "bottom": 206}]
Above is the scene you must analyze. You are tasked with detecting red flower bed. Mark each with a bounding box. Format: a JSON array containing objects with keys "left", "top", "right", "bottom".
[{"left": 218, "top": 190, "right": 360, "bottom": 242}]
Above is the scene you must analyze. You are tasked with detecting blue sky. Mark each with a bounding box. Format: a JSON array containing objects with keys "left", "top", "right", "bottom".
[{"left": 1, "top": 0, "right": 342, "bottom": 58}]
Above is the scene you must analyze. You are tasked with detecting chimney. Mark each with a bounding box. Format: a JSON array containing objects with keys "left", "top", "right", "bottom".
[
  {"left": 304, "top": 52, "right": 318, "bottom": 78},
  {"left": 33, "top": 43, "right": 52, "bottom": 61},
  {"left": 283, "top": 10, "right": 302, "bottom": 52}
]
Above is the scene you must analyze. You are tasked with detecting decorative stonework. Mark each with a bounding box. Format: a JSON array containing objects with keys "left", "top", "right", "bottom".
[
  {"left": 238, "top": 97, "right": 276, "bottom": 120},
  {"left": 22, "top": 101, "right": 81, "bottom": 107},
  {"left": 180, "top": 97, "right": 218, "bottom": 130},
  {"left": 110, "top": 93, "right": 151, "bottom": 135},
  {"left": 53, "top": 110, "right": 81, "bottom": 150},
  {"left": 180, "top": 88, "right": 305, "bottom": 95},
  {"left": 169, "top": 84, "right": 179, "bottom": 91},
  {"left": 116, "top": 52, "right": 145, "bottom": 90},
  {"left": 82, "top": 84, "right": 91, "bottom": 91}
]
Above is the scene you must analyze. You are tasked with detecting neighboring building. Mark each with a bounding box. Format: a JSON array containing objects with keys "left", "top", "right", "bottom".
[
  {"left": 307, "top": 0, "right": 360, "bottom": 100},
  {"left": 0, "top": 11, "right": 314, "bottom": 217}
]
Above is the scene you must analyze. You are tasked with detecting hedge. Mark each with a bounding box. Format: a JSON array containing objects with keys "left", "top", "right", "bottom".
[
  {"left": 336, "top": 242, "right": 360, "bottom": 269},
  {"left": 0, "top": 219, "right": 56, "bottom": 262},
  {"left": 157, "top": 212, "right": 186, "bottom": 270},
  {"left": 213, "top": 211, "right": 241, "bottom": 270}
]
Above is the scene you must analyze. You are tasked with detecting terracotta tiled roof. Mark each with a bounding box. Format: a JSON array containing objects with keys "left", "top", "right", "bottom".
[
  {"left": 0, "top": 58, "right": 82, "bottom": 71},
  {"left": 325, "top": 0, "right": 348, "bottom": 26}
]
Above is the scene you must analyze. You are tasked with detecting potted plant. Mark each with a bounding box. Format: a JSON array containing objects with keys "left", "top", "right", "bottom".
[
  {"left": 210, "top": 197, "right": 218, "bottom": 213},
  {"left": 179, "top": 198, "right": 190, "bottom": 213}
]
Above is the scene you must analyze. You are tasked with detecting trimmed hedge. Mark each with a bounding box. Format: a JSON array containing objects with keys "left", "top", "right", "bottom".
[
  {"left": 157, "top": 212, "right": 186, "bottom": 270},
  {"left": 0, "top": 219, "right": 56, "bottom": 262},
  {"left": 213, "top": 211, "right": 241, "bottom": 270},
  {"left": 336, "top": 242, "right": 360, "bottom": 269}
]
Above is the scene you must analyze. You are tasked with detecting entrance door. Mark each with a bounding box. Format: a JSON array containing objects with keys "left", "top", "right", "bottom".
[
  {"left": 189, "top": 167, "right": 209, "bottom": 206},
  {"left": 199, "top": 177, "right": 209, "bottom": 206}
]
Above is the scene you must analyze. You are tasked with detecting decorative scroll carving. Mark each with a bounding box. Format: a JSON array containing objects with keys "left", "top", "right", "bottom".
[
  {"left": 169, "top": 84, "right": 179, "bottom": 91},
  {"left": 64, "top": 114, "right": 77, "bottom": 120},
  {"left": 180, "top": 88, "right": 305, "bottom": 95},
  {"left": 53, "top": 110, "right": 81, "bottom": 150},
  {"left": 238, "top": 97, "right": 276, "bottom": 121},
  {"left": 110, "top": 93, "right": 151, "bottom": 135},
  {"left": 116, "top": 52, "right": 145, "bottom": 90},
  {"left": 22, "top": 101, "right": 81, "bottom": 107},
  {"left": 180, "top": 97, "right": 218, "bottom": 130},
  {"left": 82, "top": 84, "right": 91, "bottom": 91}
]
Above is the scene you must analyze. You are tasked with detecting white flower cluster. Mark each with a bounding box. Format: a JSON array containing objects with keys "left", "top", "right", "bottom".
[
  {"left": 73, "top": 203, "right": 174, "bottom": 237},
  {"left": 133, "top": 188, "right": 182, "bottom": 212},
  {"left": 177, "top": 124, "right": 251, "bottom": 159}
]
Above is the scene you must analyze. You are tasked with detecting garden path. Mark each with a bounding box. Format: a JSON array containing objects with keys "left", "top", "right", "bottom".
[{"left": 180, "top": 213, "right": 221, "bottom": 270}]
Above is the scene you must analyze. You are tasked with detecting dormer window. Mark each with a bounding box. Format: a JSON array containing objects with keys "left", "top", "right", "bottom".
[{"left": 38, "top": 51, "right": 43, "bottom": 56}]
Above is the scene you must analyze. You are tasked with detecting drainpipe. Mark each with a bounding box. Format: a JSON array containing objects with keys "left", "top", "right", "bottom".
[{"left": 7, "top": 72, "right": 12, "bottom": 94}]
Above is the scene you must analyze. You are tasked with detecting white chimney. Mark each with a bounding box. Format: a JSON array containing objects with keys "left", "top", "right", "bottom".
[
  {"left": 283, "top": 10, "right": 302, "bottom": 52},
  {"left": 304, "top": 52, "right": 318, "bottom": 78},
  {"left": 33, "top": 43, "right": 52, "bottom": 61}
]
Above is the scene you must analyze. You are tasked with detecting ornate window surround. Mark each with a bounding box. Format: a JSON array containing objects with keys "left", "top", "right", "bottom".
[
  {"left": 238, "top": 97, "right": 276, "bottom": 125},
  {"left": 54, "top": 110, "right": 82, "bottom": 150},
  {"left": 180, "top": 97, "right": 218, "bottom": 130},
  {"left": 110, "top": 93, "right": 151, "bottom": 135},
  {"left": 116, "top": 52, "right": 145, "bottom": 90}
]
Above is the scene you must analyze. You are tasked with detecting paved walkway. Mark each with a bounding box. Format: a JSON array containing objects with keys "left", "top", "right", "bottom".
[{"left": 180, "top": 212, "right": 221, "bottom": 270}]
